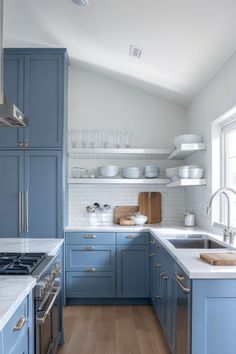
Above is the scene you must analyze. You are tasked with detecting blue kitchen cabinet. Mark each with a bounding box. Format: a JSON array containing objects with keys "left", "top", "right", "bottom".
[
  {"left": 191, "top": 279, "right": 236, "bottom": 354},
  {"left": 0, "top": 150, "right": 24, "bottom": 237},
  {"left": 1, "top": 48, "right": 68, "bottom": 149},
  {"left": 0, "top": 150, "right": 62, "bottom": 238},
  {"left": 1, "top": 291, "right": 33, "bottom": 354},
  {"left": 117, "top": 232, "right": 150, "bottom": 298},
  {"left": 24, "top": 150, "right": 63, "bottom": 238},
  {"left": 65, "top": 232, "right": 116, "bottom": 299},
  {"left": 0, "top": 54, "right": 24, "bottom": 148}
]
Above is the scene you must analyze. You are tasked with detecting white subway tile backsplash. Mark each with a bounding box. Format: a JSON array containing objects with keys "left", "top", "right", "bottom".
[{"left": 68, "top": 184, "right": 186, "bottom": 226}]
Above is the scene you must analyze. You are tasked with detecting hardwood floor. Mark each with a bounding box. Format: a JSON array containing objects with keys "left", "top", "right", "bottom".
[{"left": 58, "top": 305, "right": 170, "bottom": 354}]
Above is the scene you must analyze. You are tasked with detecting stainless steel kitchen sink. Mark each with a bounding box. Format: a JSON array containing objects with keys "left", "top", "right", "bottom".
[{"left": 167, "top": 238, "right": 227, "bottom": 249}]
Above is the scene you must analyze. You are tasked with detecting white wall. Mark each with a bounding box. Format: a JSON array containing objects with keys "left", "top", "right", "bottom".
[
  {"left": 67, "top": 64, "right": 188, "bottom": 226},
  {"left": 186, "top": 51, "right": 236, "bottom": 233},
  {"left": 68, "top": 64, "right": 187, "bottom": 148}
]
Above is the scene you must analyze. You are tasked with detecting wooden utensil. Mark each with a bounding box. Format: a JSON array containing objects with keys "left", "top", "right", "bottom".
[
  {"left": 114, "top": 206, "right": 139, "bottom": 224},
  {"left": 200, "top": 252, "right": 236, "bottom": 265},
  {"left": 138, "top": 192, "right": 162, "bottom": 223}
]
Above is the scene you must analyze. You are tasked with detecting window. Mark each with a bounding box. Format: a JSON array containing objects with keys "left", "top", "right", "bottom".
[{"left": 221, "top": 121, "right": 236, "bottom": 227}]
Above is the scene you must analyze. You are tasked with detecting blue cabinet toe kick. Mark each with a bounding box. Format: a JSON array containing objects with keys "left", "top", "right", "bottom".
[{"left": 66, "top": 298, "right": 152, "bottom": 305}]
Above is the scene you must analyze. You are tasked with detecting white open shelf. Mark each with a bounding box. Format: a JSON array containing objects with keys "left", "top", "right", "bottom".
[
  {"left": 68, "top": 178, "right": 170, "bottom": 185},
  {"left": 68, "top": 148, "right": 171, "bottom": 160},
  {"left": 167, "top": 178, "right": 207, "bottom": 187},
  {"left": 168, "top": 143, "right": 206, "bottom": 160}
]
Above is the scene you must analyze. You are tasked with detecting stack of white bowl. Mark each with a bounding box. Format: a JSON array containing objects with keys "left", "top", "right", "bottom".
[{"left": 166, "top": 165, "right": 204, "bottom": 180}]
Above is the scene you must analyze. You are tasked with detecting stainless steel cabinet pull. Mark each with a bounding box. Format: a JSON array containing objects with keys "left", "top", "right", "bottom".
[
  {"left": 83, "top": 235, "right": 96, "bottom": 239},
  {"left": 25, "top": 190, "right": 29, "bottom": 233},
  {"left": 149, "top": 253, "right": 155, "bottom": 257},
  {"left": 19, "top": 141, "right": 24, "bottom": 147},
  {"left": 19, "top": 191, "right": 23, "bottom": 233},
  {"left": 24, "top": 139, "right": 29, "bottom": 147},
  {"left": 85, "top": 267, "right": 96, "bottom": 272},
  {"left": 155, "top": 262, "right": 162, "bottom": 268},
  {"left": 160, "top": 272, "right": 168, "bottom": 280},
  {"left": 126, "top": 235, "right": 138, "bottom": 239},
  {"left": 175, "top": 274, "right": 191, "bottom": 294},
  {"left": 150, "top": 240, "right": 156, "bottom": 244},
  {"left": 14, "top": 317, "right": 26, "bottom": 331},
  {"left": 156, "top": 295, "right": 161, "bottom": 299},
  {"left": 85, "top": 246, "right": 95, "bottom": 251}
]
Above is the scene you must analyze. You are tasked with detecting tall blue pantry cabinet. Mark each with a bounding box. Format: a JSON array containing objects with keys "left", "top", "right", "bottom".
[{"left": 0, "top": 48, "right": 68, "bottom": 238}]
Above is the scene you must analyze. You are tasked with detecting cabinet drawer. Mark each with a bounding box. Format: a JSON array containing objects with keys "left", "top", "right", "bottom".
[
  {"left": 3, "top": 296, "right": 28, "bottom": 354},
  {"left": 66, "top": 245, "right": 116, "bottom": 271},
  {"left": 66, "top": 272, "right": 115, "bottom": 298},
  {"left": 66, "top": 232, "right": 116, "bottom": 245},
  {"left": 117, "top": 232, "right": 149, "bottom": 245}
]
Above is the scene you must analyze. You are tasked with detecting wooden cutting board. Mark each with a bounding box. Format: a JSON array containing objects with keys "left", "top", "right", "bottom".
[
  {"left": 138, "top": 192, "right": 162, "bottom": 224},
  {"left": 200, "top": 252, "right": 236, "bottom": 265},
  {"left": 114, "top": 206, "right": 139, "bottom": 224}
]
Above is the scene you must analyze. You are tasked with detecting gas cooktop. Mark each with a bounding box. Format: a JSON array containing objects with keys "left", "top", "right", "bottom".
[{"left": 0, "top": 252, "right": 46, "bottom": 275}]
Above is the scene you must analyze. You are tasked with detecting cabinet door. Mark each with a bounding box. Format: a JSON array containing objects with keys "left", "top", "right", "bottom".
[
  {"left": 117, "top": 245, "right": 149, "bottom": 297},
  {"left": 0, "top": 151, "right": 24, "bottom": 237},
  {"left": 0, "top": 54, "right": 24, "bottom": 148},
  {"left": 24, "top": 53, "right": 65, "bottom": 148},
  {"left": 24, "top": 150, "right": 63, "bottom": 238}
]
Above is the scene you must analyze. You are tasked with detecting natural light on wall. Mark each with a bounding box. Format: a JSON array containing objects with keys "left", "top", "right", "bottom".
[{"left": 212, "top": 106, "right": 236, "bottom": 229}]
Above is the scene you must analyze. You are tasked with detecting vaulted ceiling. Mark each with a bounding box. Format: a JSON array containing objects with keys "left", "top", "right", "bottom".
[{"left": 3, "top": 0, "right": 236, "bottom": 105}]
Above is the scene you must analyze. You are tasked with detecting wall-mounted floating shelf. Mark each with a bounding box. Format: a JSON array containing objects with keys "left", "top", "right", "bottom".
[
  {"left": 68, "top": 148, "right": 171, "bottom": 160},
  {"left": 168, "top": 143, "right": 206, "bottom": 160},
  {"left": 68, "top": 178, "right": 170, "bottom": 185},
  {"left": 167, "top": 178, "right": 207, "bottom": 187}
]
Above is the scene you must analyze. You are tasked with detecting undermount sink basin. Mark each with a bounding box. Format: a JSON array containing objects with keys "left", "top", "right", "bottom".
[{"left": 167, "top": 237, "right": 227, "bottom": 249}]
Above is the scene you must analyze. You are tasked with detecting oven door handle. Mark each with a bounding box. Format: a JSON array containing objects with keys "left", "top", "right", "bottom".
[
  {"left": 175, "top": 274, "right": 191, "bottom": 294},
  {"left": 36, "top": 287, "right": 60, "bottom": 326}
]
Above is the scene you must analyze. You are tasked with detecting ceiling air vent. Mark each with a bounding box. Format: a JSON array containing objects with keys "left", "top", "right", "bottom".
[{"left": 129, "top": 45, "right": 143, "bottom": 59}]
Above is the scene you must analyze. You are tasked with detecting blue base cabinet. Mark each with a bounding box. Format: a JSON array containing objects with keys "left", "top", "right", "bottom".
[
  {"left": 65, "top": 231, "right": 150, "bottom": 302},
  {"left": 0, "top": 291, "right": 33, "bottom": 354}
]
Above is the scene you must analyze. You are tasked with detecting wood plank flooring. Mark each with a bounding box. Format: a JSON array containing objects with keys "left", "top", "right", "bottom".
[{"left": 58, "top": 305, "right": 170, "bottom": 354}]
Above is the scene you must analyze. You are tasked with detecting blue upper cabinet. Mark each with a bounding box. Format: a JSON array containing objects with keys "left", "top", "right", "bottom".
[
  {"left": 0, "top": 54, "right": 24, "bottom": 148},
  {"left": 2, "top": 48, "right": 68, "bottom": 149}
]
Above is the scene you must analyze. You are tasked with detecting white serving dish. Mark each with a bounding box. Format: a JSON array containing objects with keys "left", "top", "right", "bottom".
[
  {"left": 189, "top": 167, "right": 204, "bottom": 179},
  {"left": 144, "top": 166, "right": 160, "bottom": 178},
  {"left": 173, "top": 134, "right": 202, "bottom": 148},
  {"left": 122, "top": 167, "right": 141, "bottom": 179},
  {"left": 98, "top": 165, "right": 119, "bottom": 178},
  {"left": 131, "top": 215, "right": 148, "bottom": 225}
]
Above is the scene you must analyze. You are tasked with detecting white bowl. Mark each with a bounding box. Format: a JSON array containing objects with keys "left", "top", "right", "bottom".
[
  {"left": 99, "top": 165, "right": 119, "bottom": 178},
  {"left": 122, "top": 167, "right": 141, "bottom": 179},
  {"left": 132, "top": 215, "right": 148, "bottom": 225},
  {"left": 178, "top": 165, "right": 203, "bottom": 179},
  {"left": 144, "top": 166, "right": 160, "bottom": 178},
  {"left": 174, "top": 134, "right": 202, "bottom": 148},
  {"left": 189, "top": 167, "right": 204, "bottom": 179}
]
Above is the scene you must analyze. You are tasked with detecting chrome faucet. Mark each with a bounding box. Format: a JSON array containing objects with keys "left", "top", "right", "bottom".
[{"left": 206, "top": 187, "right": 236, "bottom": 244}]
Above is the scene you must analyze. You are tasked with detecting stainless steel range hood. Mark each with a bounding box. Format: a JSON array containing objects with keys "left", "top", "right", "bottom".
[{"left": 0, "top": 0, "right": 28, "bottom": 127}]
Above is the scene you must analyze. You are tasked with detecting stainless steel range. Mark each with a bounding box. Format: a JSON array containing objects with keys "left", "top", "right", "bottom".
[{"left": 0, "top": 251, "right": 63, "bottom": 354}]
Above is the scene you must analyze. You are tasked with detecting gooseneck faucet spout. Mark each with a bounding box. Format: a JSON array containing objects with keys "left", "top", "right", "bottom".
[{"left": 206, "top": 187, "right": 236, "bottom": 243}]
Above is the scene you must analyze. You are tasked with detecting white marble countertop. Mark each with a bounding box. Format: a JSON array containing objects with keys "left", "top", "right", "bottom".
[
  {"left": 0, "top": 276, "right": 36, "bottom": 331},
  {"left": 0, "top": 238, "right": 64, "bottom": 255},
  {"left": 65, "top": 224, "right": 236, "bottom": 279},
  {"left": 0, "top": 238, "right": 64, "bottom": 332}
]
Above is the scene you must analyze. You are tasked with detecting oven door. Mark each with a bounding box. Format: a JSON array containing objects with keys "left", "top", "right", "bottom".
[{"left": 36, "top": 287, "right": 61, "bottom": 354}]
